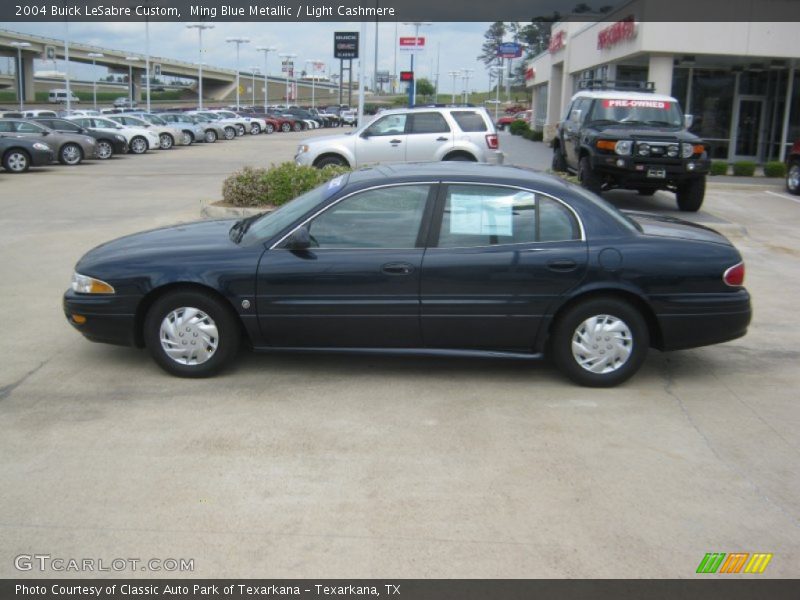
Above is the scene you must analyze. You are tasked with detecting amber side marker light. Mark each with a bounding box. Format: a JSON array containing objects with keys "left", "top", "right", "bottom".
[
  {"left": 71, "top": 315, "right": 87, "bottom": 324},
  {"left": 596, "top": 140, "right": 616, "bottom": 151}
]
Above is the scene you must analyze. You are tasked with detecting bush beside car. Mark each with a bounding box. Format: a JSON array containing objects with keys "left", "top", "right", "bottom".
[{"left": 222, "top": 162, "right": 350, "bottom": 207}]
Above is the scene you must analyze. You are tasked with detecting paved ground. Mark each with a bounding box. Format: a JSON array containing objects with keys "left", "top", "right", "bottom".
[{"left": 1, "top": 130, "right": 798, "bottom": 578}]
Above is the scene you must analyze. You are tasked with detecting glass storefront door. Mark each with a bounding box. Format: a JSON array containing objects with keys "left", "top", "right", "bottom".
[{"left": 734, "top": 96, "right": 766, "bottom": 160}]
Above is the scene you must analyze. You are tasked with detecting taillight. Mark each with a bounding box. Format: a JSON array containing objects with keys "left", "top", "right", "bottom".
[
  {"left": 486, "top": 134, "right": 499, "bottom": 150},
  {"left": 723, "top": 262, "right": 745, "bottom": 287}
]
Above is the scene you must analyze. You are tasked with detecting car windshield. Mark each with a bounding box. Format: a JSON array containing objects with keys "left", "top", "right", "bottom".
[
  {"left": 95, "top": 118, "right": 124, "bottom": 129},
  {"left": 239, "top": 176, "right": 348, "bottom": 244},
  {"left": 146, "top": 115, "right": 167, "bottom": 125},
  {"left": 588, "top": 98, "right": 683, "bottom": 127}
]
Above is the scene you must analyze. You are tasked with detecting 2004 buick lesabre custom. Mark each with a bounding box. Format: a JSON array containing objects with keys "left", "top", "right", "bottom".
[{"left": 63, "top": 163, "right": 751, "bottom": 387}]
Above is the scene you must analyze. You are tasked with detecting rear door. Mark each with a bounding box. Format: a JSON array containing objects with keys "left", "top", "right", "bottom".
[
  {"left": 420, "top": 183, "right": 588, "bottom": 350},
  {"left": 405, "top": 112, "right": 453, "bottom": 162}
]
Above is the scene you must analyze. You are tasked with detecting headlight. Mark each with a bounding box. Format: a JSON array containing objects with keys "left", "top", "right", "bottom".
[
  {"left": 32, "top": 142, "right": 50, "bottom": 151},
  {"left": 298, "top": 144, "right": 310, "bottom": 154},
  {"left": 115, "top": 135, "right": 126, "bottom": 142},
  {"left": 614, "top": 140, "right": 633, "bottom": 156},
  {"left": 667, "top": 144, "right": 680, "bottom": 158},
  {"left": 71, "top": 272, "right": 115, "bottom": 294},
  {"left": 681, "top": 143, "right": 695, "bottom": 158},
  {"left": 638, "top": 143, "right": 650, "bottom": 157}
]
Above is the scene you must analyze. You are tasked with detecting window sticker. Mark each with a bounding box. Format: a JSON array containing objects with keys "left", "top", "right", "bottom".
[{"left": 449, "top": 193, "right": 513, "bottom": 236}]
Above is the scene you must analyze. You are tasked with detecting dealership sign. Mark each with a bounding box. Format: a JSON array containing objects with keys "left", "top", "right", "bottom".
[
  {"left": 496, "top": 42, "right": 523, "bottom": 59},
  {"left": 333, "top": 31, "right": 359, "bottom": 60},
  {"left": 525, "top": 67, "right": 536, "bottom": 82},
  {"left": 399, "top": 36, "right": 426, "bottom": 54},
  {"left": 548, "top": 30, "right": 567, "bottom": 54},
  {"left": 597, "top": 16, "right": 638, "bottom": 50}
]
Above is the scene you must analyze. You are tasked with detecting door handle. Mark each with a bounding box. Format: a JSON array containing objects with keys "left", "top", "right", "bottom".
[
  {"left": 436, "top": 136, "right": 449, "bottom": 142},
  {"left": 381, "top": 262, "right": 414, "bottom": 275},
  {"left": 390, "top": 139, "right": 402, "bottom": 144},
  {"left": 546, "top": 259, "right": 578, "bottom": 272}
]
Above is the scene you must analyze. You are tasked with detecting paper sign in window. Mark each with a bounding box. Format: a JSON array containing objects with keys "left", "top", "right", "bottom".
[{"left": 449, "top": 194, "right": 513, "bottom": 236}]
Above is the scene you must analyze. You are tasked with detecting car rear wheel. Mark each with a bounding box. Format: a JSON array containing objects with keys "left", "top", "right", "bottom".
[
  {"left": 552, "top": 146, "right": 567, "bottom": 172},
  {"left": 224, "top": 127, "right": 236, "bottom": 140},
  {"left": 281, "top": 122, "right": 292, "bottom": 133},
  {"left": 159, "top": 133, "right": 174, "bottom": 150},
  {"left": 786, "top": 161, "right": 800, "bottom": 195},
  {"left": 95, "top": 140, "right": 114, "bottom": 160},
  {"left": 204, "top": 129, "right": 218, "bottom": 143},
  {"left": 315, "top": 155, "right": 348, "bottom": 168},
  {"left": 266, "top": 123, "right": 275, "bottom": 134},
  {"left": 182, "top": 131, "right": 194, "bottom": 145},
  {"left": 578, "top": 156, "right": 602, "bottom": 194},
  {"left": 2, "top": 149, "right": 30, "bottom": 173},
  {"left": 293, "top": 122, "right": 303, "bottom": 132},
  {"left": 59, "top": 143, "right": 83, "bottom": 165},
  {"left": 130, "top": 136, "right": 148, "bottom": 154},
  {"left": 250, "top": 123, "right": 261, "bottom": 135},
  {"left": 236, "top": 124, "right": 246, "bottom": 136},
  {"left": 552, "top": 298, "right": 649, "bottom": 387},
  {"left": 144, "top": 290, "right": 240, "bottom": 378},
  {"left": 676, "top": 177, "right": 705, "bottom": 212}
]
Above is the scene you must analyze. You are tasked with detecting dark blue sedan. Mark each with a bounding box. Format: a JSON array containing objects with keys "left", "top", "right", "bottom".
[{"left": 63, "top": 163, "right": 751, "bottom": 386}]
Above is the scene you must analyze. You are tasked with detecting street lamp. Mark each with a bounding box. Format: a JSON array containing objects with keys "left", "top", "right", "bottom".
[
  {"left": 124, "top": 56, "right": 140, "bottom": 105},
  {"left": 402, "top": 21, "right": 431, "bottom": 107},
  {"left": 279, "top": 53, "right": 297, "bottom": 105},
  {"left": 87, "top": 52, "right": 104, "bottom": 111},
  {"left": 305, "top": 59, "right": 322, "bottom": 108},
  {"left": 248, "top": 66, "right": 259, "bottom": 107},
  {"left": 447, "top": 69, "right": 459, "bottom": 105},
  {"left": 489, "top": 66, "right": 503, "bottom": 122},
  {"left": 461, "top": 68, "right": 474, "bottom": 105},
  {"left": 9, "top": 42, "right": 31, "bottom": 111},
  {"left": 225, "top": 37, "right": 250, "bottom": 110},
  {"left": 186, "top": 24, "right": 214, "bottom": 109},
  {"left": 255, "top": 46, "right": 277, "bottom": 112}
]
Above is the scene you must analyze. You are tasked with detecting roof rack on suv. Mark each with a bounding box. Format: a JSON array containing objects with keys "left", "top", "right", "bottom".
[{"left": 577, "top": 80, "right": 656, "bottom": 92}]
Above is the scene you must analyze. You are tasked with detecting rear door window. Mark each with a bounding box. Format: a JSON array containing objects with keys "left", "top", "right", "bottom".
[
  {"left": 409, "top": 112, "right": 450, "bottom": 134},
  {"left": 450, "top": 111, "right": 487, "bottom": 132}
]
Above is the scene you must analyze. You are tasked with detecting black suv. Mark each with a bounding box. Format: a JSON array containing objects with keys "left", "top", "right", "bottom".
[{"left": 552, "top": 81, "right": 709, "bottom": 211}]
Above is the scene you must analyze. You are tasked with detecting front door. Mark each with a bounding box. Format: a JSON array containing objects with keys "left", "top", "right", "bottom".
[
  {"left": 733, "top": 96, "right": 766, "bottom": 160},
  {"left": 256, "top": 184, "right": 435, "bottom": 348},
  {"left": 353, "top": 113, "right": 408, "bottom": 166},
  {"left": 420, "top": 184, "right": 588, "bottom": 350}
]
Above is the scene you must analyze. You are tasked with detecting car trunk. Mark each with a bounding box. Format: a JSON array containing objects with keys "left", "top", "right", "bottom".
[{"left": 623, "top": 210, "right": 732, "bottom": 245}]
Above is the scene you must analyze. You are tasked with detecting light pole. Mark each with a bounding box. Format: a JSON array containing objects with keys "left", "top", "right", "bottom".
[
  {"left": 248, "top": 67, "right": 259, "bottom": 107},
  {"left": 256, "top": 46, "right": 277, "bottom": 112},
  {"left": 226, "top": 37, "right": 250, "bottom": 110},
  {"left": 64, "top": 21, "right": 72, "bottom": 112},
  {"left": 461, "top": 68, "right": 474, "bottom": 105},
  {"left": 9, "top": 42, "right": 30, "bottom": 111},
  {"left": 87, "top": 52, "right": 104, "bottom": 111},
  {"left": 448, "top": 69, "right": 459, "bottom": 105},
  {"left": 402, "top": 21, "right": 430, "bottom": 107},
  {"left": 279, "top": 53, "right": 297, "bottom": 105},
  {"left": 305, "top": 59, "right": 321, "bottom": 108},
  {"left": 489, "top": 66, "right": 502, "bottom": 122},
  {"left": 186, "top": 24, "right": 214, "bottom": 110},
  {"left": 125, "top": 56, "right": 140, "bottom": 105}
]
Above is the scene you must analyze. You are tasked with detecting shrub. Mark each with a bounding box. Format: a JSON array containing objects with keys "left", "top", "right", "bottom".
[
  {"left": 710, "top": 161, "right": 729, "bottom": 176},
  {"left": 764, "top": 161, "right": 786, "bottom": 178},
  {"left": 525, "top": 129, "right": 544, "bottom": 142},
  {"left": 509, "top": 120, "right": 530, "bottom": 136},
  {"left": 222, "top": 162, "right": 350, "bottom": 208},
  {"left": 732, "top": 161, "right": 756, "bottom": 177}
]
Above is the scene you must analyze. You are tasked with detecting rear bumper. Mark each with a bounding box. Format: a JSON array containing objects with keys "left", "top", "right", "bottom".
[
  {"left": 485, "top": 150, "right": 505, "bottom": 165},
  {"left": 63, "top": 290, "right": 138, "bottom": 347},
  {"left": 652, "top": 289, "right": 752, "bottom": 351}
]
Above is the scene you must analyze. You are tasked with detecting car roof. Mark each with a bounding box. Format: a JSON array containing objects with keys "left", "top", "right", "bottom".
[
  {"left": 571, "top": 90, "right": 677, "bottom": 103},
  {"left": 376, "top": 106, "right": 489, "bottom": 117}
]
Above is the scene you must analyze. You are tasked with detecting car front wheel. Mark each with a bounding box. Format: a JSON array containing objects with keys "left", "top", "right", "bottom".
[
  {"left": 129, "top": 136, "right": 148, "bottom": 154},
  {"left": 182, "top": 131, "right": 194, "bottom": 145},
  {"left": 144, "top": 290, "right": 240, "bottom": 378},
  {"left": 224, "top": 127, "right": 236, "bottom": 140},
  {"left": 551, "top": 298, "right": 649, "bottom": 387},
  {"left": 96, "top": 140, "right": 114, "bottom": 159},
  {"left": 281, "top": 123, "right": 292, "bottom": 133},
  {"left": 204, "top": 129, "right": 218, "bottom": 143},
  {"left": 786, "top": 160, "right": 800, "bottom": 195},
  {"left": 676, "top": 177, "right": 705, "bottom": 212},
  {"left": 314, "top": 155, "right": 348, "bottom": 168},
  {"left": 266, "top": 123, "right": 275, "bottom": 134},
  {"left": 159, "top": 133, "right": 174, "bottom": 150},
  {"left": 236, "top": 124, "right": 246, "bottom": 136},
  {"left": 578, "top": 156, "right": 602, "bottom": 194},
  {"left": 59, "top": 143, "right": 83, "bottom": 165},
  {"left": 250, "top": 123, "right": 261, "bottom": 135},
  {"left": 293, "top": 122, "right": 303, "bottom": 132}
]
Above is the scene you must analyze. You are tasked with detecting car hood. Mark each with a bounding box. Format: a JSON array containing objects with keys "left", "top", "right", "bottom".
[
  {"left": 623, "top": 210, "right": 731, "bottom": 245},
  {"left": 592, "top": 125, "right": 700, "bottom": 142},
  {"left": 304, "top": 132, "right": 354, "bottom": 146},
  {"left": 77, "top": 219, "right": 243, "bottom": 272}
]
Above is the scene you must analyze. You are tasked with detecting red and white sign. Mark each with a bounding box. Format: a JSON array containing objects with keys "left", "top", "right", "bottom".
[
  {"left": 597, "top": 16, "right": 637, "bottom": 50},
  {"left": 399, "top": 36, "right": 426, "bottom": 54},
  {"left": 603, "top": 99, "right": 670, "bottom": 109},
  {"left": 548, "top": 30, "right": 567, "bottom": 54},
  {"left": 525, "top": 67, "right": 536, "bottom": 82}
]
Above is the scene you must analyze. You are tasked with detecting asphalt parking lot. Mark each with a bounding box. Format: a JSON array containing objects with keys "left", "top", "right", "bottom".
[{"left": 1, "top": 131, "right": 798, "bottom": 578}]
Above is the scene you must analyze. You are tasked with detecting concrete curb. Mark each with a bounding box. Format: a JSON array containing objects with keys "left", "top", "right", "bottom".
[{"left": 201, "top": 202, "right": 272, "bottom": 219}]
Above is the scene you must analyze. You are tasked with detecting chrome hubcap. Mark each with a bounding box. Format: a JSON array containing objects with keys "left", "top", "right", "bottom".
[
  {"left": 63, "top": 145, "right": 80, "bottom": 163},
  {"left": 183, "top": 132, "right": 192, "bottom": 145},
  {"left": 97, "top": 142, "right": 112, "bottom": 158},
  {"left": 7, "top": 152, "right": 26, "bottom": 171},
  {"left": 225, "top": 128, "right": 235, "bottom": 139},
  {"left": 159, "top": 307, "right": 219, "bottom": 366},
  {"left": 205, "top": 131, "right": 215, "bottom": 142},
  {"left": 789, "top": 164, "right": 800, "bottom": 191},
  {"left": 251, "top": 125, "right": 260, "bottom": 134},
  {"left": 571, "top": 314, "right": 633, "bottom": 374},
  {"left": 132, "top": 138, "right": 146, "bottom": 153},
  {"left": 160, "top": 134, "right": 172, "bottom": 149}
]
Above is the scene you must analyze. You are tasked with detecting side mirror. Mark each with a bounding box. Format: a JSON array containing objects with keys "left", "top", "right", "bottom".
[
  {"left": 286, "top": 226, "right": 311, "bottom": 250},
  {"left": 570, "top": 109, "right": 582, "bottom": 124},
  {"left": 684, "top": 114, "right": 694, "bottom": 130}
]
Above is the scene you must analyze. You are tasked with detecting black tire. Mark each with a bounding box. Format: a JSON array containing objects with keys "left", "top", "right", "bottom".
[
  {"left": 314, "top": 155, "right": 348, "bottom": 169},
  {"left": 578, "top": 156, "right": 602, "bottom": 194},
  {"left": 204, "top": 129, "right": 218, "bottom": 143},
  {"left": 785, "top": 160, "right": 800, "bottom": 195},
  {"left": 159, "top": 133, "right": 174, "bottom": 150},
  {"left": 266, "top": 123, "right": 275, "bottom": 134},
  {"left": 59, "top": 143, "right": 83, "bottom": 165},
  {"left": 129, "top": 136, "right": 148, "bottom": 154},
  {"left": 224, "top": 127, "right": 236, "bottom": 140},
  {"left": 552, "top": 145, "right": 567, "bottom": 172},
  {"left": 676, "top": 177, "right": 705, "bottom": 212},
  {"left": 551, "top": 297, "right": 649, "bottom": 388},
  {"left": 95, "top": 140, "right": 114, "bottom": 160},
  {"left": 2, "top": 149, "right": 31, "bottom": 173},
  {"left": 144, "top": 289, "right": 240, "bottom": 378},
  {"left": 250, "top": 123, "right": 261, "bottom": 135},
  {"left": 637, "top": 188, "right": 657, "bottom": 196},
  {"left": 281, "top": 122, "right": 292, "bottom": 133}
]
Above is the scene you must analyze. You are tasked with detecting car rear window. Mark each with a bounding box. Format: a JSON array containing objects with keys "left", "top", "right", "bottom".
[{"left": 450, "top": 111, "right": 487, "bottom": 132}]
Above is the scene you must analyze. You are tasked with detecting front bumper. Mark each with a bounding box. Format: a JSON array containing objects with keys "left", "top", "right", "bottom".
[
  {"left": 111, "top": 138, "right": 128, "bottom": 154},
  {"left": 592, "top": 154, "right": 710, "bottom": 186},
  {"left": 63, "top": 289, "right": 138, "bottom": 347},
  {"left": 31, "top": 149, "right": 56, "bottom": 166}
]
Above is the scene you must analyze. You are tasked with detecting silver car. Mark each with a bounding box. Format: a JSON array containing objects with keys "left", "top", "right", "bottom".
[
  {"left": 107, "top": 114, "right": 188, "bottom": 150},
  {"left": 0, "top": 118, "right": 96, "bottom": 165},
  {"left": 157, "top": 113, "right": 223, "bottom": 143},
  {"left": 294, "top": 107, "right": 504, "bottom": 169}
]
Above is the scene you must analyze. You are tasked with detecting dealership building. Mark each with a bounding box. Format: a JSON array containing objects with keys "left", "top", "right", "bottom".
[{"left": 525, "top": 0, "right": 800, "bottom": 162}]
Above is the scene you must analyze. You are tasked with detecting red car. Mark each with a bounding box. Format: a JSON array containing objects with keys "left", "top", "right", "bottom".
[
  {"left": 786, "top": 138, "right": 800, "bottom": 195},
  {"left": 496, "top": 110, "right": 531, "bottom": 131}
]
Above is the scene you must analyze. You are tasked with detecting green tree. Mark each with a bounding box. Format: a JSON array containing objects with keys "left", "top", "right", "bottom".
[{"left": 415, "top": 78, "right": 435, "bottom": 98}]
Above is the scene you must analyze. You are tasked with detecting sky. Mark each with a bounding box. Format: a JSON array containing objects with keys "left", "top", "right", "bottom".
[{"left": 1, "top": 21, "right": 507, "bottom": 93}]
